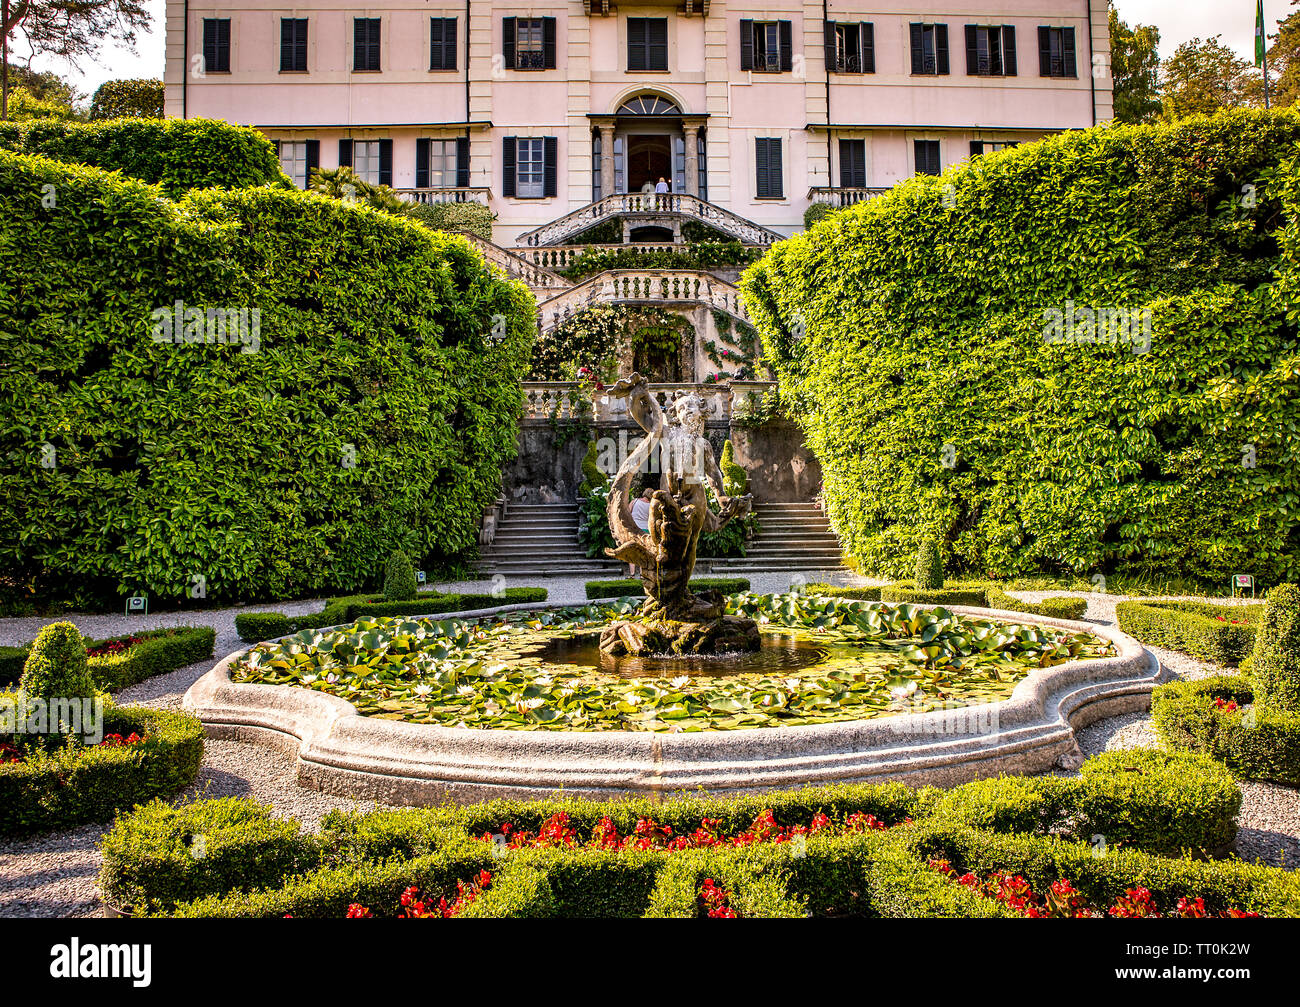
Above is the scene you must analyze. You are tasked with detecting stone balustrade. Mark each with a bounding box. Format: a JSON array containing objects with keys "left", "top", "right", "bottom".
[
  {"left": 515, "top": 192, "right": 785, "bottom": 247},
  {"left": 807, "top": 186, "right": 891, "bottom": 208},
  {"left": 536, "top": 269, "right": 749, "bottom": 335},
  {"left": 463, "top": 234, "right": 569, "bottom": 291},
  {"left": 519, "top": 243, "right": 681, "bottom": 270},
  {"left": 521, "top": 380, "right": 775, "bottom": 423},
  {"left": 395, "top": 187, "right": 492, "bottom": 205}
]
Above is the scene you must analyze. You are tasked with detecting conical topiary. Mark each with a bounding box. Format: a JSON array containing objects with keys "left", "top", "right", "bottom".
[
  {"left": 720, "top": 439, "right": 748, "bottom": 497},
  {"left": 580, "top": 439, "right": 608, "bottom": 496},
  {"left": 383, "top": 549, "right": 418, "bottom": 601},
  {"left": 20, "top": 621, "right": 95, "bottom": 705},
  {"left": 1252, "top": 583, "right": 1300, "bottom": 713},
  {"left": 914, "top": 538, "right": 944, "bottom": 590}
]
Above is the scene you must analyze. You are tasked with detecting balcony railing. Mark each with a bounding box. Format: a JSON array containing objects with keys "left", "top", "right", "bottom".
[
  {"left": 519, "top": 243, "right": 678, "bottom": 270},
  {"left": 521, "top": 381, "right": 774, "bottom": 423},
  {"left": 395, "top": 187, "right": 491, "bottom": 206},
  {"left": 808, "top": 186, "right": 891, "bottom": 208}
]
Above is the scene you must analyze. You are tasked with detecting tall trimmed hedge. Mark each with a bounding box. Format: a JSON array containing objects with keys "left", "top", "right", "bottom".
[
  {"left": 0, "top": 150, "right": 535, "bottom": 608},
  {"left": 0, "top": 117, "right": 287, "bottom": 196},
  {"left": 742, "top": 110, "right": 1300, "bottom": 583}
]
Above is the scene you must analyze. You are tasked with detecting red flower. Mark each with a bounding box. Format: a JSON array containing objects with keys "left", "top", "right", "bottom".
[{"left": 346, "top": 903, "right": 372, "bottom": 918}]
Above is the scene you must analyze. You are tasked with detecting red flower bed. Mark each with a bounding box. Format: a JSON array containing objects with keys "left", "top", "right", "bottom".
[
  {"left": 86, "top": 635, "right": 148, "bottom": 659},
  {"left": 479, "top": 808, "right": 898, "bottom": 853},
  {"left": 0, "top": 732, "right": 145, "bottom": 766},
  {"left": 699, "top": 878, "right": 735, "bottom": 918},
  {"left": 1213, "top": 698, "right": 1240, "bottom": 713},
  {"left": 341, "top": 871, "right": 494, "bottom": 919},
  {"left": 926, "top": 859, "right": 1261, "bottom": 918}
]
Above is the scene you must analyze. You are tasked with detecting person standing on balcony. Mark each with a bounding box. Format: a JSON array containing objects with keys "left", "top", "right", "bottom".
[{"left": 655, "top": 177, "right": 670, "bottom": 194}]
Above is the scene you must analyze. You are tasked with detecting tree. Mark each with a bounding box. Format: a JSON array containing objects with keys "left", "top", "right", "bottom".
[
  {"left": 1108, "top": 4, "right": 1162, "bottom": 124},
  {"left": 2, "top": 0, "right": 151, "bottom": 118},
  {"left": 89, "top": 77, "right": 162, "bottom": 119},
  {"left": 2, "top": 61, "right": 79, "bottom": 103},
  {"left": 1160, "top": 36, "right": 1265, "bottom": 120},
  {"left": 9, "top": 84, "right": 75, "bottom": 119},
  {"left": 1268, "top": 5, "right": 1300, "bottom": 107}
]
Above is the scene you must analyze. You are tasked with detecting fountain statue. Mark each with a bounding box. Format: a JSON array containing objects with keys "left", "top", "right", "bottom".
[{"left": 599, "top": 373, "right": 761, "bottom": 657}]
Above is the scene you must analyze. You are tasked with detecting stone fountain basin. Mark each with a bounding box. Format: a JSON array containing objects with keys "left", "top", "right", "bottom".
[{"left": 183, "top": 601, "right": 1167, "bottom": 805}]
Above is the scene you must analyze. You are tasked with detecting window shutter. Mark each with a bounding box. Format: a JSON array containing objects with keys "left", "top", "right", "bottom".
[
  {"left": 756, "top": 138, "right": 782, "bottom": 199},
  {"left": 965, "top": 25, "right": 978, "bottom": 75},
  {"left": 839, "top": 139, "right": 865, "bottom": 188},
  {"left": 353, "top": 19, "right": 364, "bottom": 70},
  {"left": 431, "top": 18, "right": 457, "bottom": 71},
  {"left": 909, "top": 23, "right": 923, "bottom": 74},
  {"left": 543, "top": 136, "right": 558, "bottom": 197},
  {"left": 778, "top": 21, "right": 793, "bottom": 72},
  {"left": 861, "top": 23, "right": 875, "bottom": 73},
  {"left": 415, "top": 138, "right": 430, "bottom": 188},
  {"left": 280, "top": 20, "right": 292, "bottom": 72},
  {"left": 649, "top": 18, "right": 667, "bottom": 71},
  {"left": 1038, "top": 26, "right": 1052, "bottom": 76},
  {"left": 1062, "top": 27, "right": 1077, "bottom": 77},
  {"left": 203, "top": 19, "right": 230, "bottom": 73},
  {"left": 1003, "top": 26, "right": 1017, "bottom": 75},
  {"left": 456, "top": 137, "right": 470, "bottom": 188},
  {"left": 970, "top": 140, "right": 983, "bottom": 157},
  {"left": 543, "top": 17, "right": 557, "bottom": 69},
  {"left": 502, "top": 136, "right": 516, "bottom": 197},
  {"left": 823, "top": 21, "right": 836, "bottom": 72},
  {"left": 378, "top": 139, "right": 393, "bottom": 187},
  {"left": 502, "top": 18, "right": 516, "bottom": 70},
  {"left": 740, "top": 20, "right": 753, "bottom": 71},
  {"left": 338, "top": 139, "right": 352, "bottom": 167},
  {"left": 272, "top": 140, "right": 281, "bottom": 157},
  {"left": 755, "top": 138, "right": 769, "bottom": 197},
  {"left": 628, "top": 18, "right": 646, "bottom": 72},
  {"left": 305, "top": 140, "right": 319, "bottom": 183},
  {"left": 935, "top": 24, "right": 949, "bottom": 74}
]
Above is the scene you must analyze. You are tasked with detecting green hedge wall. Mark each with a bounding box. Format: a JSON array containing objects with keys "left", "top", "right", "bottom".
[
  {"left": 0, "top": 626, "right": 215, "bottom": 689},
  {"left": 584, "top": 577, "right": 751, "bottom": 600},
  {"left": 0, "top": 703, "right": 204, "bottom": 837},
  {"left": 742, "top": 110, "right": 1300, "bottom": 584},
  {"left": 0, "top": 118, "right": 288, "bottom": 197},
  {"left": 233, "top": 588, "right": 549, "bottom": 642},
  {"left": 1115, "top": 600, "right": 1262, "bottom": 665},
  {"left": 0, "top": 151, "right": 535, "bottom": 609},
  {"left": 1153, "top": 675, "right": 1300, "bottom": 787},
  {"left": 807, "top": 583, "right": 1089, "bottom": 622},
  {"left": 96, "top": 749, "right": 1286, "bottom": 918}
]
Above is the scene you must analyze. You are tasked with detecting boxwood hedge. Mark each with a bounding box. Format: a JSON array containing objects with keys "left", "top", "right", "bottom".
[
  {"left": 0, "top": 150, "right": 535, "bottom": 610},
  {"left": 0, "top": 703, "right": 204, "bottom": 837},
  {"left": 97, "top": 749, "right": 1288, "bottom": 918},
  {"left": 583, "top": 577, "right": 751, "bottom": 600},
  {"left": 810, "top": 583, "right": 1089, "bottom": 621},
  {"left": 233, "top": 588, "right": 549, "bottom": 643},
  {"left": 0, "top": 117, "right": 288, "bottom": 196},
  {"left": 742, "top": 110, "right": 1300, "bottom": 584},
  {"left": 0, "top": 626, "right": 215, "bottom": 689},
  {"left": 1115, "top": 600, "right": 1262, "bottom": 665}
]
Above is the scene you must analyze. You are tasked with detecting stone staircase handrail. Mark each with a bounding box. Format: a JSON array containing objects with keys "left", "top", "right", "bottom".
[
  {"left": 535, "top": 268, "right": 750, "bottom": 335},
  {"left": 515, "top": 192, "right": 786, "bottom": 248},
  {"left": 521, "top": 380, "right": 776, "bottom": 423},
  {"left": 463, "top": 234, "right": 571, "bottom": 291}
]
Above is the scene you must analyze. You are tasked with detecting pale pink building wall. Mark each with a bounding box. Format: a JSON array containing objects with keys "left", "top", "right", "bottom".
[{"left": 165, "top": 1, "right": 1112, "bottom": 243}]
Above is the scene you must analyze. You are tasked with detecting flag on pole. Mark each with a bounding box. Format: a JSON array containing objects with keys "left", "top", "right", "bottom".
[{"left": 1256, "top": 0, "right": 1267, "bottom": 67}]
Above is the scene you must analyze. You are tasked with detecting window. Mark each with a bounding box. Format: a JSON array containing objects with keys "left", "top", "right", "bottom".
[
  {"left": 354, "top": 18, "right": 381, "bottom": 72},
  {"left": 430, "top": 17, "right": 457, "bottom": 71},
  {"left": 825, "top": 22, "right": 874, "bottom": 74},
  {"left": 1038, "top": 27, "right": 1077, "bottom": 78},
  {"left": 909, "top": 23, "right": 950, "bottom": 75},
  {"left": 503, "top": 136, "right": 557, "bottom": 198},
  {"left": 740, "top": 19, "right": 793, "bottom": 73},
  {"left": 755, "top": 137, "right": 782, "bottom": 199},
  {"left": 969, "top": 140, "right": 1018, "bottom": 157},
  {"left": 914, "top": 140, "right": 941, "bottom": 176},
  {"left": 697, "top": 133, "right": 707, "bottom": 203},
  {"left": 415, "top": 139, "right": 462, "bottom": 188},
  {"left": 838, "top": 139, "right": 866, "bottom": 188},
  {"left": 504, "top": 17, "right": 556, "bottom": 70},
  {"left": 276, "top": 140, "right": 318, "bottom": 188},
  {"left": 202, "top": 18, "right": 230, "bottom": 73},
  {"left": 592, "top": 131, "right": 603, "bottom": 201},
  {"left": 628, "top": 18, "right": 668, "bottom": 72},
  {"left": 339, "top": 139, "right": 391, "bottom": 186},
  {"left": 965, "top": 25, "right": 1016, "bottom": 76},
  {"left": 280, "top": 18, "right": 307, "bottom": 72}
]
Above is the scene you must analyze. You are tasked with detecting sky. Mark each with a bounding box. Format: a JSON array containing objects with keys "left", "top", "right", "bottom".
[{"left": 18, "top": 0, "right": 1300, "bottom": 102}]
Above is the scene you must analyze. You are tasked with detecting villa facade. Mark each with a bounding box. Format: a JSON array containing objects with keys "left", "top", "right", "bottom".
[{"left": 164, "top": 2, "right": 1113, "bottom": 245}]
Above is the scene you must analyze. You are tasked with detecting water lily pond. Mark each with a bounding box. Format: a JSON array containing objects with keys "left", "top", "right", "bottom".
[{"left": 230, "top": 592, "right": 1115, "bottom": 732}]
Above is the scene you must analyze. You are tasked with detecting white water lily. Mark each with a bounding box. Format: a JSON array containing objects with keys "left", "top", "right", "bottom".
[
  {"left": 559, "top": 686, "right": 575, "bottom": 697},
  {"left": 299, "top": 673, "right": 318, "bottom": 684},
  {"left": 784, "top": 678, "right": 801, "bottom": 691},
  {"left": 516, "top": 697, "right": 545, "bottom": 713},
  {"left": 412, "top": 684, "right": 433, "bottom": 697},
  {"left": 484, "top": 702, "right": 501, "bottom": 715},
  {"left": 456, "top": 685, "right": 476, "bottom": 696},
  {"left": 670, "top": 676, "right": 691, "bottom": 689},
  {"left": 534, "top": 675, "right": 553, "bottom": 687}
]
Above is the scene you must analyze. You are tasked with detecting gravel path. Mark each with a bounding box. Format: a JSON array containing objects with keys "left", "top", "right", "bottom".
[{"left": 0, "top": 582, "right": 1294, "bottom": 917}]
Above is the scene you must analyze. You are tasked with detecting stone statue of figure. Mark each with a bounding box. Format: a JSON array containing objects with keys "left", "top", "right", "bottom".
[{"left": 600, "top": 373, "right": 759, "bottom": 656}]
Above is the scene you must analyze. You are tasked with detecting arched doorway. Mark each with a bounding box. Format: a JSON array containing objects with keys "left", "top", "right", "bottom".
[{"left": 591, "top": 94, "right": 707, "bottom": 200}]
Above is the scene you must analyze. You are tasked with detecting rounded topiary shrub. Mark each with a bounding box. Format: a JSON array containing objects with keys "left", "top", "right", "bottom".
[
  {"left": 383, "top": 550, "right": 418, "bottom": 602},
  {"left": 20, "top": 621, "right": 94, "bottom": 704},
  {"left": 914, "top": 539, "right": 944, "bottom": 590},
  {"left": 720, "top": 440, "right": 748, "bottom": 497},
  {"left": 0, "top": 151, "right": 534, "bottom": 608},
  {"left": 1252, "top": 583, "right": 1300, "bottom": 712},
  {"left": 744, "top": 110, "right": 1300, "bottom": 582}
]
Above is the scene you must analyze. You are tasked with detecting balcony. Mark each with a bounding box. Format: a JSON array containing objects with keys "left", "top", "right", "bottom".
[
  {"left": 584, "top": 0, "right": 709, "bottom": 13},
  {"left": 395, "top": 187, "right": 490, "bottom": 206},
  {"left": 807, "top": 186, "right": 890, "bottom": 208}
]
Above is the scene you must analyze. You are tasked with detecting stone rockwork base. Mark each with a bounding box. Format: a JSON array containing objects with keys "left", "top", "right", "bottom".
[
  {"left": 599, "top": 614, "right": 761, "bottom": 656},
  {"left": 184, "top": 602, "right": 1169, "bottom": 806}
]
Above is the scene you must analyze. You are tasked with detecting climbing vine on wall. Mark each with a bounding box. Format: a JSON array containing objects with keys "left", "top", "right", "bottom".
[{"left": 530, "top": 305, "right": 693, "bottom": 383}]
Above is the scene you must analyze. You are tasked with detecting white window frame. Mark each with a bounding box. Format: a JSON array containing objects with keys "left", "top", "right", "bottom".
[
  {"left": 279, "top": 140, "right": 309, "bottom": 188},
  {"left": 428, "top": 139, "right": 458, "bottom": 188},
  {"left": 353, "top": 140, "right": 382, "bottom": 185},
  {"left": 516, "top": 137, "right": 545, "bottom": 198}
]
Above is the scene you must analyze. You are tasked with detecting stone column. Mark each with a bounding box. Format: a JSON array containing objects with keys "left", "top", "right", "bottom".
[
  {"left": 599, "top": 123, "right": 616, "bottom": 198},
  {"left": 683, "top": 122, "right": 700, "bottom": 196}
]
